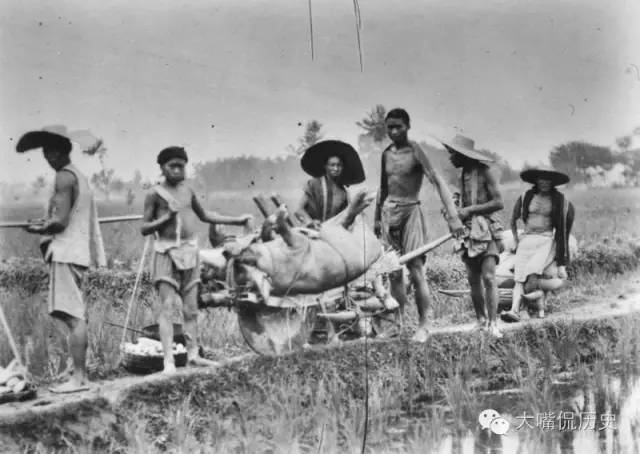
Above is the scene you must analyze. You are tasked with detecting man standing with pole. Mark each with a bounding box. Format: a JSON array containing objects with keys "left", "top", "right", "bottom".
[
  {"left": 374, "top": 109, "right": 464, "bottom": 342},
  {"left": 17, "top": 125, "right": 106, "bottom": 393},
  {"left": 441, "top": 134, "right": 505, "bottom": 338}
]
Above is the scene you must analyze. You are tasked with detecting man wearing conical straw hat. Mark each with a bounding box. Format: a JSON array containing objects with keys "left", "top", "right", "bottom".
[
  {"left": 441, "top": 134, "right": 506, "bottom": 338},
  {"left": 501, "top": 166, "right": 575, "bottom": 322},
  {"left": 16, "top": 125, "right": 106, "bottom": 393},
  {"left": 297, "top": 139, "right": 365, "bottom": 226}
]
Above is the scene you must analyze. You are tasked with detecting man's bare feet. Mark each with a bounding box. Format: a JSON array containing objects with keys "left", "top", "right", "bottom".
[
  {"left": 474, "top": 317, "right": 488, "bottom": 331},
  {"left": 487, "top": 323, "right": 503, "bottom": 339},
  {"left": 161, "top": 362, "right": 177, "bottom": 375},
  {"left": 328, "top": 335, "right": 342, "bottom": 346},
  {"left": 49, "top": 377, "right": 90, "bottom": 394},
  {"left": 411, "top": 326, "right": 430, "bottom": 343}
]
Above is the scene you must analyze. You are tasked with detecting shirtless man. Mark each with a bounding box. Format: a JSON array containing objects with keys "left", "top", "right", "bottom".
[
  {"left": 141, "top": 146, "right": 252, "bottom": 373},
  {"left": 444, "top": 135, "right": 505, "bottom": 338},
  {"left": 374, "top": 109, "right": 464, "bottom": 342},
  {"left": 501, "top": 166, "right": 574, "bottom": 322}
]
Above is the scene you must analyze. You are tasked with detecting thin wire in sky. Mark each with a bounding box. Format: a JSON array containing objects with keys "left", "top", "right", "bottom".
[
  {"left": 308, "top": 0, "right": 315, "bottom": 60},
  {"left": 353, "top": 0, "right": 363, "bottom": 71}
]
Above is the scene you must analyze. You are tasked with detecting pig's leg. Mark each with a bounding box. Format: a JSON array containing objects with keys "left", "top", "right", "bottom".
[
  {"left": 343, "top": 189, "right": 375, "bottom": 228},
  {"left": 372, "top": 274, "right": 401, "bottom": 338},
  {"left": 260, "top": 214, "right": 277, "bottom": 242},
  {"left": 373, "top": 274, "right": 399, "bottom": 311},
  {"left": 388, "top": 269, "right": 409, "bottom": 326},
  {"left": 275, "top": 206, "right": 307, "bottom": 249},
  {"left": 330, "top": 189, "right": 375, "bottom": 229}
]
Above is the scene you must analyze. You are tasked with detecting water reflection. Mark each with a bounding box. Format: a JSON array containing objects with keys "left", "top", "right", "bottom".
[{"left": 399, "top": 370, "right": 640, "bottom": 454}]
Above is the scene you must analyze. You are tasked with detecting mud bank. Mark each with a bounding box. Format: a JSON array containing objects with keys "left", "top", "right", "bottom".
[{"left": 1, "top": 291, "right": 639, "bottom": 451}]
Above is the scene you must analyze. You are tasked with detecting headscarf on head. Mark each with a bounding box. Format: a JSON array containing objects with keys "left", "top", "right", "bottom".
[{"left": 157, "top": 146, "right": 188, "bottom": 166}]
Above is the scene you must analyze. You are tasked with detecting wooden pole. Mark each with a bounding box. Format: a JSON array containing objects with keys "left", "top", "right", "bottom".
[
  {"left": 398, "top": 233, "right": 453, "bottom": 265},
  {"left": 0, "top": 302, "right": 25, "bottom": 369},
  {"left": 0, "top": 214, "right": 143, "bottom": 229}
]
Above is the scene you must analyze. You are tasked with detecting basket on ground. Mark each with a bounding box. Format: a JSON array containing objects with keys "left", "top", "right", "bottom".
[
  {"left": 0, "top": 383, "right": 37, "bottom": 404},
  {"left": 120, "top": 338, "right": 188, "bottom": 374}
]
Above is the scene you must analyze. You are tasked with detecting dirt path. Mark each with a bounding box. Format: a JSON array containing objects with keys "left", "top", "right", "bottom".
[{"left": 1, "top": 271, "right": 639, "bottom": 429}]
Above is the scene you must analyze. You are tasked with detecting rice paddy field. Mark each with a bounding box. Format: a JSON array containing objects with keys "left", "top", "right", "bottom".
[{"left": 0, "top": 185, "right": 639, "bottom": 453}]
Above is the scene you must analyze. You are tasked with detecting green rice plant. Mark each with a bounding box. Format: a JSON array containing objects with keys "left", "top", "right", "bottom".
[
  {"left": 552, "top": 322, "right": 582, "bottom": 371},
  {"left": 438, "top": 372, "right": 478, "bottom": 429}
]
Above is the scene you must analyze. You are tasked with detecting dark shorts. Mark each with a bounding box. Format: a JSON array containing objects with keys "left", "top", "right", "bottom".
[{"left": 152, "top": 251, "right": 200, "bottom": 316}]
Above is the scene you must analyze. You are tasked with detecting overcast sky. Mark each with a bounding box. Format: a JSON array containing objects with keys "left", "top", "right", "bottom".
[{"left": 1, "top": 0, "right": 639, "bottom": 184}]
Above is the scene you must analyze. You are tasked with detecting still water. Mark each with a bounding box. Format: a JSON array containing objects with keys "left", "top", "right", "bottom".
[{"left": 383, "top": 369, "right": 640, "bottom": 454}]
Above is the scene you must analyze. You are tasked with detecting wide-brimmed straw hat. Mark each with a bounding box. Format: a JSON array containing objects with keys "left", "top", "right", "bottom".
[
  {"left": 301, "top": 140, "right": 365, "bottom": 186},
  {"left": 16, "top": 125, "right": 103, "bottom": 155},
  {"left": 437, "top": 134, "right": 494, "bottom": 163},
  {"left": 520, "top": 165, "right": 570, "bottom": 186}
]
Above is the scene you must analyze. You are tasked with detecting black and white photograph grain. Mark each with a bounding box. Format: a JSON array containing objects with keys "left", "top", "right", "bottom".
[{"left": 0, "top": 0, "right": 639, "bottom": 452}]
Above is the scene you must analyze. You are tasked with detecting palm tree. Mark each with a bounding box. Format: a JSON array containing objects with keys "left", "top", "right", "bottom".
[
  {"left": 288, "top": 120, "right": 324, "bottom": 156},
  {"left": 356, "top": 105, "right": 387, "bottom": 142}
]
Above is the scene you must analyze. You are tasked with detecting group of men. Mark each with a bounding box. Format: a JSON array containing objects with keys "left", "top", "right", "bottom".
[
  {"left": 16, "top": 127, "right": 253, "bottom": 390},
  {"left": 14, "top": 108, "right": 574, "bottom": 389},
  {"left": 295, "top": 108, "right": 575, "bottom": 342}
]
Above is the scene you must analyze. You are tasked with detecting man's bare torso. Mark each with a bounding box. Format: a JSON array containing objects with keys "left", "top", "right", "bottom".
[
  {"left": 525, "top": 194, "right": 553, "bottom": 234},
  {"left": 153, "top": 183, "right": 199, "bottom": 240},
  {"left": 384, "top": 145, "right": 424, "bottom": 201}
]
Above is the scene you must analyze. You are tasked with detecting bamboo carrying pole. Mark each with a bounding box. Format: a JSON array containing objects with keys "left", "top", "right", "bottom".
[
  {"left": 398, "top": 233, "right": 453, "bottom": 265},
  {"left": 0, "top": 302, "right": 25, "bottom": 369},
  {"left": 0, "top": 214, "right": 143, "bottom": 229},
  {"left": 119, "top": 236, "right": 152, "bottom": 351}
]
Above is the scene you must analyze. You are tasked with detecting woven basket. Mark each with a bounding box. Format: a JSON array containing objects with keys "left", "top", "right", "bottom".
[
  {"left": 0, "top": 383, "right": 37, "bottom": 405},
  {"left": 120, "top": 347, "right": 188, "bottom": 375}
]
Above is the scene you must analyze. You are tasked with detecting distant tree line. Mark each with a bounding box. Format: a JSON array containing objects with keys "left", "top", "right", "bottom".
[
  {"left": 10, "top": 108, "right": 639, "bottom": 206},
  {"left": 548, "top": 127, "right": 640, "bottom": 186}
]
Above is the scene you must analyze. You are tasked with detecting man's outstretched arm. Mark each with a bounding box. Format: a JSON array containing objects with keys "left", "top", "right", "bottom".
[{"left": 192, "top": 191, "right": 252, "bottom": 226}]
